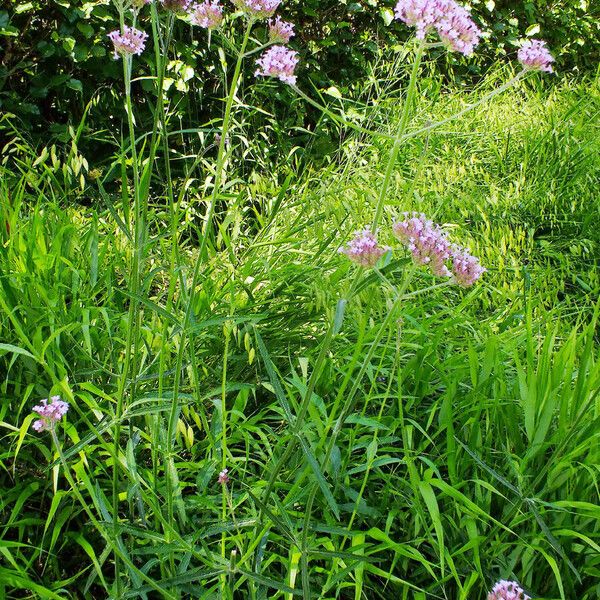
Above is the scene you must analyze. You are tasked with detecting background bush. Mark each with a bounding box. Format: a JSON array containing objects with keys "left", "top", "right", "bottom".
[{"left": 1, "top": 0, "right": 598, "bottom": 155}]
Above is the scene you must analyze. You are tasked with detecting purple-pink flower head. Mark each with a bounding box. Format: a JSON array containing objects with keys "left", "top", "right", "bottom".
[
  {"left": 218, "top": 468, "right": 229, "bottom": 485},
  {"left": 161, "top": 0, "right": 192, "bottom": 11},
  {"left": 339, "top": 228, "right": 388, "bottom": 268},
  {"left": 107, "top": 26, "right": 148, "bottom": 60},
  {"left": 255, "top": 45, "right": 299, "bottom": 85},
  {"left": 518, "top": 39, "right": 554, "bottom": 73},
  {"left": 488, "top": 580, "right": 531, "bottom": 600},
  {"left": 450, "top": 245, "right": 486, "bottom": 287},
  {"left": 394, "top": 0, "right": 481, "bottom": 56},
  {"left": 268, "top": 16, "right": 295, "bottom": 43},
  {"left": 190, "top": 0, "right": 224, "bottom": 28},
  {"left": 393, "top": 213, "right": 452, "bottom": 277},
  {"left": 394, "top": 0, "right": 439, "bottom": 40},
  {"left": 393, "top": 213, "right": 485, "bottom": 286},
  {"left": 32, "top": 396, "right": 69, "bottom": 432},
  {"left": 434, "top": 0, "right": 481, "bottom": 56},
  {"left": 230, "top": 0, "right": 281, "bottom": 19}
]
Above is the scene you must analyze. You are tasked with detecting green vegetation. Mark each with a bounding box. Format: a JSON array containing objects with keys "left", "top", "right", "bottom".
[
  {"left": 1, "top": 0, "right": 600, "bottom": 593},
  {"left": 1, "top": 64, "right": 599, "bottom": 597}
]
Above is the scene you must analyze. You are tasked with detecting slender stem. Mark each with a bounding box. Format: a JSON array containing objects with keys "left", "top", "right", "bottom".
[
  {"left": 220, "top": 320, "right": 231, "bottom": 596},
  {"left": 372, "top": 39, "right": 425, "bottom": 230},
  {"left": 112, "top": 51, "right": 144, "bottom": 597},
  {"left": 165, "top": 20, "right": 253, "bottom": 531}
]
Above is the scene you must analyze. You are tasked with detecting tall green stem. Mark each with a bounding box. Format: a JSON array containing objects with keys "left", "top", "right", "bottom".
[
  {"left": 164, "top": 20, "right": 253, "bottom": 532},
  {"left": 372, "top": 39, "right": 425, "bottom": 230},
  {"left": 112, "top": 52, "right": 144, "bottom": 596}
]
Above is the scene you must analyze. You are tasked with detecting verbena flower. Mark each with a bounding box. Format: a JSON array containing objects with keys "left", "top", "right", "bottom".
[
  {"left": 518, "top": 39, "right": 554, "bottom": 72},
  {"left": 255, "top": 45, "right": 299, "bottom": 85},
  {"left": 450, "top": 245, "right": 486, "bottom": 287},
  {"left": 32, "top": 396, "right": 69, "bottom": 432},
  {"left": 434, "top": 0, "right": 481, "bottom": 56},
  {"left": 339, "top": 228, "right": 389, "bottom": 268},
  {"left": 393, "top": 213, "right": 485, "bottom": 285},
  {"left": 394, "top": 0, "right": 439, "bottom": 40},
  {"left": 488, "top": 580, "right": 531, "bottom": 600},
  {"left": 161, "top": 0, "right": 193, "bottom": 11},
  {"left": 107, "top": 26, "right": 149, "bottom": 59},
  {"left": 230, "top": 0, "right": 281, "bottom": 19},
  {"left": 268, "top": 16, "right": 295, "bottom": 43},
  {"left": 218, "top": 468, "right": 229, "bottom": 484},
  {"left": 190, "top": 0, "right": 224, "bottom": 28},
  {"left": 393, "top": 213, "right": 452, "bottom": 277},
  {"left": 394, "top": 0, "right": 481, "bottom": 56}
]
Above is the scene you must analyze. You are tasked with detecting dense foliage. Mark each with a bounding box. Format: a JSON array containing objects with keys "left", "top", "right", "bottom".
[
  {"left": 1, "top": 69, "right": 599, "bottom": 597},
  {"left": 1, "top": 0, "right": 598, "bottom": 143},
  {"left": 1, "top": 1, "right": 599, "bottom": 598}
]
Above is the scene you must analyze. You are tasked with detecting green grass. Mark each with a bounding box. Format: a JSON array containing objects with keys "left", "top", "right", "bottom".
[{"left": 0, "top": 68, "right": 599, "bottom": 599}]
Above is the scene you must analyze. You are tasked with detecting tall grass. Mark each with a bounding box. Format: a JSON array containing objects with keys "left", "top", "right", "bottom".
[{"left": 1, "top": 67, "right": 599, "bottom": 599}]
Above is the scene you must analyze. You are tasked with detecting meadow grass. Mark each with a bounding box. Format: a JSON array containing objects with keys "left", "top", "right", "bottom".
[{"left": 0, "top": 68, "right": 599, "bottom": 599}]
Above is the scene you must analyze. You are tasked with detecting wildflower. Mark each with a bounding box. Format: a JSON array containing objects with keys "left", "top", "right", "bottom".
[
  {"left": 32, "top": 396, "right": 69, "bottom": 432},
  {"left": 393, "top": 213, "right": 452, "bottom": 277},
  {"left": 160, "top": 0, "right": 192, "bottom": 11},
  {"left": 190, "top": 0, "right": 224, "bottom": 28},
  {"left": 394, "top": 0, "right": 481, "bottom": 56},
  {"left": 107, "top": 26, "right": 149, "bottom": 60},
  {"left": 518, "top": 39, "right": 554, "bottom": 73},
  {"left": 255, "top": 45, "right": 299, "bottom": 85},
  {"left": 268, "top": 16, "right": 295, "bottom": 43},
  {"left": 339, "top": 228, "right": 388, "bottom": 268},
  {"left": 450, "top": 245, "right": 486, "bottom": 287},
  {"left": 230, "top": 0, "right": 281, "bottom": 19},
  {"left": 488, "top": 580, "right": 531, "bottom": 600},
  {"left": 393, "top": 213, "right": 485, "bottom": 286},
  {"left": 218, "top": 468, "right": 229, "bottom": 484},
  {"left": 434, "top": 0, "right": 481, "bottom": 56},
  {"left": 394, "top": 0, "right": 439, "bottom": 40}
]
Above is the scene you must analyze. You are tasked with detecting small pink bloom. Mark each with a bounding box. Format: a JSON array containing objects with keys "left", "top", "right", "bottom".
[
  {"left": 107, "top": 26, "right": 149, "bottom": 60},
  {"left": 339, "top": 228, "right": 389, "bottom": 268},
  {"left": 218, "top": 468, "right": 229, "bottom": 484},
  {"left": 394, "top": 0, "right": 439, "bottom": 39},
  {"left": 450, "top": 246, "right": 486, "bottom": 287},
  {"left": 32, "top": 395, "right": 70, "bottom": 432},
  {"left": 190, "top": 0, "right": 224, "bottom": 28},
  {"left": 393, "top": 213, "right": 452, "bottom": 277},
  {"left": 255, "top": 45, "right": 299, "bottom": 85},
  {"left": 488, "top": 580, "right": 531, "bottom": 600},
  {"left": 434, "top": 0, "right": 481, "bottom": 56},
  {"left": 230, "top": 0, "right": 280, "bottom": 19},
  {"left": 518, "top": 39, "right": 554, "bottom": 73},
  {"left": 268, "top": 16, "right": 295, "bottom": 43}
]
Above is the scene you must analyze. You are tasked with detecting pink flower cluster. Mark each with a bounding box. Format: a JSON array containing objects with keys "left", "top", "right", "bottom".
[
  {"left": 107, "top": 26, "right": 149, "bottom": 60},
  {"left": 218, "top": 468, "right": 229, "bottom": 484},
  {"left": 394, "top": 0, "right": 482, "bottom": 55},
  {"left": 32, "top": 396, "right": 70, "bottom": 432},
  {"left": 488, "top": 580, "right": 531, "bottom": 600},
  {"left": 339, "top": 228, "right": 389, "bottom": 268},
  {"left": 190, "top": 0, "right": 224, "bottom": 28},
  {"left": 255, "top": 45, "right": 299, "bottom": 85},
  {"left": 268, "top": 16, "right": 295, "bottom": 43},
  {"left": 230, "top": 0, "right": 281, "bottom": 19},
  {"left": 393, "top": 213, "right": 485, "bottom": 286},
  {"left": 518, "top": 39, "right": 554, "bottom": 72}
]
